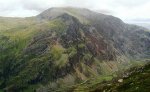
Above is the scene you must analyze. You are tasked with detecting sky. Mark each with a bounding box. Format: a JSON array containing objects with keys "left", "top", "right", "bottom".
[{"left": 0, "top": 0, "right": 150, "bottom": 22}]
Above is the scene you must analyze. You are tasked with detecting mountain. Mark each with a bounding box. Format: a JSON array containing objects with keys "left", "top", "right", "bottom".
[
  {"left": 134, "top": 23, "right": 150, "bottom": 30},
  {"left": 0, "top": 7, "right": 150, "bottom": 92}
]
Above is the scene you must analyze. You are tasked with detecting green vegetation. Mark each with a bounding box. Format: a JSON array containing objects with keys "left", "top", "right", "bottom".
[
  {"left": 0, "top": 17, "right": 68, "bottom": 91},
  {"left": 72, "top": 76, "right": 113, "bottom": 92},
  {"left": 50, "top": 44, "right": 69, "bottom": 68},
  {"left": 113, "top": 63, "right": 150, "bottom": 92},
  {"left": 91, "top": 63, "right": 150, "bottom": 92},
  {"left": 0, "top": 14, "right": 82, "bottom": 91},
  {"left": 47, "top": 19, "right": 67, "bottom": 36},
  {"left": 67, "top": 47, "right": 77, "bottom": 58},
  {"left": 0, "top": 7, "right": 150, "bottom": 92},
  {"left": 62, "top": 63, "right": 150, "bottom": 92}
]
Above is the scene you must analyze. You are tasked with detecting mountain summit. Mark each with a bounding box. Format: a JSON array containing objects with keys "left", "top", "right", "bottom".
[{"left": 0, "top": 7, "right": 150, "bottom": 92}]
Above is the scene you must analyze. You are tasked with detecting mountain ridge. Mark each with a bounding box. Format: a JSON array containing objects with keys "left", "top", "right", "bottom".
[{"left": 0, "top": 7, "right": 150, "bottom": 92}]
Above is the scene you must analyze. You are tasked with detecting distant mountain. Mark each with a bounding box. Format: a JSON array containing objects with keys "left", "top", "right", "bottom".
[
  {"left": 0, "top": 7, "right": 150, "bottom": 92},
  {"left": 125, "top": 20, "right": 150, "bottom": 29},
  {"left": 134, "top": 23, "right": 150, "bottom": 30}
]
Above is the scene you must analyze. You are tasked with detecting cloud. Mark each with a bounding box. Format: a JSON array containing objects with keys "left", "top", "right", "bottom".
[
  {"left": 0, "top": 0, "right": 149, "bottom": 22},
  {"left": 22, "top": 0, "right": 65, "bottom": 11},
  {"left": 0, "top": 0, "right": 65, "bottom": 17},
  {"left": 114, "top": 1, "right": 150, "bottom": 21}
]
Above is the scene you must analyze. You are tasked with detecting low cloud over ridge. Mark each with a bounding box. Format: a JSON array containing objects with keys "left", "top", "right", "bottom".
[{"left": 0, "top": 0, "right": 150, "bottom": 22}]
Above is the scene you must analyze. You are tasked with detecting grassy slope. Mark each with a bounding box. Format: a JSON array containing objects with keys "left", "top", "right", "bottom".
[
  {"left": 52, "top": 60, "right": 148, "bottom": 92},
  {"left": 0, "top": 17, "right": 40, "bottom": 92},
  {"left": 0, "top": 17, "right": 68, "bottom": 91},
  {"left": 83, "top": 62, "right": 150, "bottom": 92}
]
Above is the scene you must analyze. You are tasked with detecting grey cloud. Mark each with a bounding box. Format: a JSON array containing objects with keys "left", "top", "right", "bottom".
[
  {"left": 114, "top": 0, "right": 149, "bottom": 7},
  {"left": 21, "top": 0, "right": 65, "bottom": 12},
  {"left": 0, "top": 0, "right": 149, "bottom": 21},
  {"left": 95, "top": 9, "right": 114, "bottom": 15}
]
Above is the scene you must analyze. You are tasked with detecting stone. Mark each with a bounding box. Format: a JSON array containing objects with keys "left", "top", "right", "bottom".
[{"left": 118, "top": 79, "right": 123, "bottom": 83}]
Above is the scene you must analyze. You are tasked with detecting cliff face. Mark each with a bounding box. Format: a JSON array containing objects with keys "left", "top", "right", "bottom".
[
  {"left": 37, "top": 7, "right": 150, "bottom": 59},
  {"left": 0, "top": 7, "right": 150, "bottom": 92}
]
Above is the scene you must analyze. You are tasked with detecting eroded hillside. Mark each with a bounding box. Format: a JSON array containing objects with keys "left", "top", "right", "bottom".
[{"left": 0, "top": 7, "right": 150, "bottom": 92}]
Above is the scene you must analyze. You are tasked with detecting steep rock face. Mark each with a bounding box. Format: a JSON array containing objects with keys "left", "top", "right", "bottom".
[
  {"left": 37, "top": 7, "right": 150, "bottom": 60},
  {"left": 0, "top": 7, "right": 150, "bottom": 92}
]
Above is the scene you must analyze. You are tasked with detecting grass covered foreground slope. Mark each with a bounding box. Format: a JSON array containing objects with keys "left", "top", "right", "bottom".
[
  {"left": 68, "top": 62, "right": 150, "bottom": 92},
  {"left": 90, "top": 62, "right": 150, "bottom": 92},
  {"left": 0, "top": 7, "right": 150, "bottom": 92}
]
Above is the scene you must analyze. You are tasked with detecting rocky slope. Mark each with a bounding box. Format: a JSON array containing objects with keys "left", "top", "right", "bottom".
[{"left": 0, "top": 7, "right": 150, "bottom": 92}]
